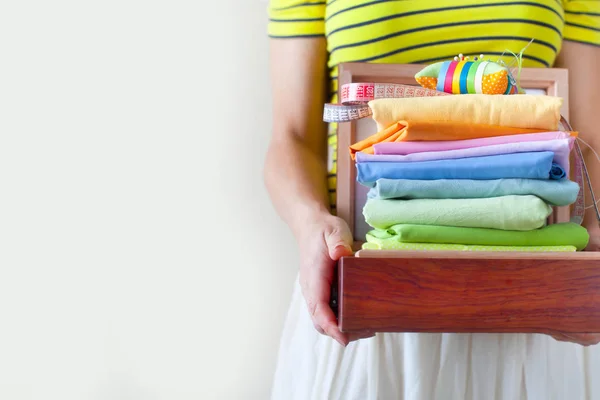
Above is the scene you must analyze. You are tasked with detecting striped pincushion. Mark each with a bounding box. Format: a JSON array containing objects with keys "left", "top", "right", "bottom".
[{"left": 415, "top": 55, "right": 521, "bottom": 95}]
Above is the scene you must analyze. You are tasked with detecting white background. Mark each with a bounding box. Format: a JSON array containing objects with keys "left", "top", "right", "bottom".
[{"left": 0, "top": 1, "right": 294, "bottom": 399}]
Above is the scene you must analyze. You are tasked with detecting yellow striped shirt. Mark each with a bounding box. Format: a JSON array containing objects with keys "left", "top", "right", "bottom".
[{"left": 268, "top": 0, "right": 600, "bottom": 210}]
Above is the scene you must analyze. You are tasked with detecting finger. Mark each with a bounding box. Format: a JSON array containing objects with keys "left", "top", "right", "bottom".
[
  {"left": 326, "top": 241, "right": 353, "bottom": 261},
  {"left": 313, "top": 322, "right": 325, "bottom": 335},
  {"left": 549, "top": 333, "right": 600, "bottom": 346},
  {"left": 585, "top": 232, "right": 600, "bottom": 251},
  {"left": 569, "top": 334, "right": 600, "bottom": 346},
  {"left": 324, "top": 225, "right": 354, "bottom": 261},
  {"left": 305, "top": 299, "right": 329, "bottom": 337},
  {"left": 305, "top": 299, "right": 335, "bottom": 339},
  {"left": 303, "top": 285, "right": 342, "bottom": 342},
  {"left": 574, "top": 333, "right": 600, "bottom": 345},
  {"left": 301, "top": 260, "right": 339, "bottom": 342},
  {"left": 329, "top": 244, "right": 353, "bottom": 261},
  {"left": 550, "top": 333, "right": 571, "bottom": 343},
  {"left": 309, "top": 255, "right": 349, "bottom": 346},
  {"left": 348, "top": 331, "right": 375, "bottom": 342},
  {"left": 313, "top": 300, "right": 349, "bottom": 346}
]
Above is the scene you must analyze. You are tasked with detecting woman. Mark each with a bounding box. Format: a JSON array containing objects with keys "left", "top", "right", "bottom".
[{"left": 264, "top": 1, "right": 600, "bottom": 398}]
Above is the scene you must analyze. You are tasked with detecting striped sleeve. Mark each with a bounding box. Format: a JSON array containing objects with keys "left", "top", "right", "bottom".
[
  {"left": 563, "top": 0, "right": 600, "bottom": 46},
  {"left": 268, "top": 0, "right": 326, "bottom": 38}
]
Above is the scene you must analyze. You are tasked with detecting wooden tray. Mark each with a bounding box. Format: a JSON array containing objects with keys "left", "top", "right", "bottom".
[
  {"left": 332, "top": 62, "right": 600, "bottom": 333},
  {"left": 336, "top": 251, "right": 600, "bottom": 334}
]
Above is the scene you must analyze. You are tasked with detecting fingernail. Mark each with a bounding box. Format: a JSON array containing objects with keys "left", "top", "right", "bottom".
[{"left": 335, "top": 244, "right": 351, "bottom": 253}]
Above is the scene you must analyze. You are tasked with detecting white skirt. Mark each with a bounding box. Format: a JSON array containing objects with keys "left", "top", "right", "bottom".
[{"left": 271, "top": 277, "right": 600, "bottom": 400}]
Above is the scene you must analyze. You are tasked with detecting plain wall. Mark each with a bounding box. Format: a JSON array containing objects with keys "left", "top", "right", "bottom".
[{"left": 1, "top": 1, "right": 295, "bottom": 399}]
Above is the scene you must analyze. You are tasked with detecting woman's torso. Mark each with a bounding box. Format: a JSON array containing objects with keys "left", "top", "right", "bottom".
[
  {"left": 324, "top": 0, "right": 563, "bottom": 88},
  {"left": 322, "top": 0, "right": 566, "bottom": 207},
  {"left": 268, "top": 0, "right": 599, "bottom": 208}
]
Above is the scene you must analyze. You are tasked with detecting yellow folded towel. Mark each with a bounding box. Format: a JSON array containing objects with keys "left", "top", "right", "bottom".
[{"left": 369, "top": 94, "right": 562, "bottom": 131}]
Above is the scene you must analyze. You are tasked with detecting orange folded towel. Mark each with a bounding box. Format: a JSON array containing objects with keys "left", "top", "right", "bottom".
[{"left": 349, "top": 121, "right": 553, "bottom": 159}]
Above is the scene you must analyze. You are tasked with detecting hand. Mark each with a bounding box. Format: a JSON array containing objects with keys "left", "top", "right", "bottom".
[
  {"left": 550, "top": 333, "right": 600, "bottom": 346},
  {"left": 549, "top": 232, "right": 600, "bottom": 346},
  {"left": 298, "top": 213, "right": 374, "bottom": 346},
  {"left": 585, "top": 230, "right": 600, "bottom": 251}
]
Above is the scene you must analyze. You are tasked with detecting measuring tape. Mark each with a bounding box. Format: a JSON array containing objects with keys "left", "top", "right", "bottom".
[
  {"left": 560, "top": 116, "right": 600, "bottom": 225},
  {"left": 341, "top": 82, "right": 450, "bottom": 103},
  {"left": 323, "top": 103, "right": 372, "bottom": 123},
  {"left": 323, "top": 83, "right": 449, "bottom": 123},
  {"left": 572, "top": 144, "right": 586, "bottom": 225}
]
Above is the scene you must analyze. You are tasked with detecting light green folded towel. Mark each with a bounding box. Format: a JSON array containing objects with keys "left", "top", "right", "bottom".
[
  {"left": 368, "top": 222, "right": 589, "bottom": 251},
  {"left": 362, "top": 240, "right": 576, "bottom": 252},
  {"left": 363, "top": 195, "right": 552, "bottom": 231}
]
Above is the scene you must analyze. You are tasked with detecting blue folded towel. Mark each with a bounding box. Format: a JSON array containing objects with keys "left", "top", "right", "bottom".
[
  {"left": 357, "top": 151, "right": 564, "bottom": 187},
  {"left": 550, "top": 163, "right": 567, "bottom": 180},
  {"left": 367, "top": 178, "right": 580, "bottom": 206}
]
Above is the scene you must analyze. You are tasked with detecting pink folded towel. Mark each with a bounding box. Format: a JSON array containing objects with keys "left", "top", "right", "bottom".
[{"left": 373, "top": 131, "right": 573, "bottom": 155}]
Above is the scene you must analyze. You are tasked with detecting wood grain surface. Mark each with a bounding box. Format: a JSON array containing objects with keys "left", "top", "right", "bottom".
[
  {"left": 338, "top": 255, "right": 600, "bottom": 334},
  {"left": 356, "top": 250, "right": 600, "bottom": 260}
]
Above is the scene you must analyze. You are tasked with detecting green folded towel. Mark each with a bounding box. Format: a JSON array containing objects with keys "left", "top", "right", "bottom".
[
  {"left": 367, "top": 222, "right": 589, "bottom": 251},
  {"left": 362, "top": 240, "right": 576, "bottom": 252},
  {"left": 363, "top": 195, "right": 552, "bottom": 231}
]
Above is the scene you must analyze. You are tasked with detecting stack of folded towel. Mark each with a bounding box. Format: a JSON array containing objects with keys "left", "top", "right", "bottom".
[{"left": 350, "top": 94, "right": 589, "bottom": 252}]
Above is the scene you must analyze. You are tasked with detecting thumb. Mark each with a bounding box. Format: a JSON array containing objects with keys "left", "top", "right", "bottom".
[
  {"left": 324, "top": 220, "right": 354, "bottom": 260},
  {"left": 586, "top": 232, "right": 600, "bottom": 251}
]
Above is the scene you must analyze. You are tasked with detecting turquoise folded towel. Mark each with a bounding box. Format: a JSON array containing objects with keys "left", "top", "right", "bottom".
[
  {"left": 363, "top": 195, "right": 553, "bottom": 231},
  {"left": 367, "top": 178, "right": 579, "bottom": 206}
]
